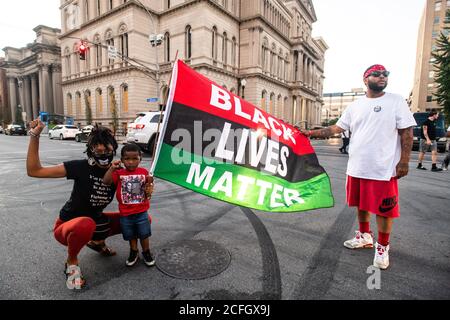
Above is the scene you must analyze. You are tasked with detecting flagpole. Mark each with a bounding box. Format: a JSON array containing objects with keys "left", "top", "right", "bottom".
[{"left": 150, "top": 50, "right": 180, "bottom": 169}]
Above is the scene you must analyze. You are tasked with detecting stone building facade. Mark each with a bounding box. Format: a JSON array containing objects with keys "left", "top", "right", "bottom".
[
  {"left": 60, "top": 0, "right": 327, "bottom": 130},
  {"left": 411, "top": 0, "right": 450, "bottom": 112},
  {"left": 1, "top": 26, "right": 63, "bottom": 124}
]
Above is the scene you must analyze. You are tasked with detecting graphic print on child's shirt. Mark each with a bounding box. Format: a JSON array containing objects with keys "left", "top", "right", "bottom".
[{"left": 120, "top": 175, "right": 146, "bottom": 204}]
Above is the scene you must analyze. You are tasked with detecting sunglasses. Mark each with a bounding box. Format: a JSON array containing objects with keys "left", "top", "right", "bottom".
[{"left": 368, "top": 70, "right": 390, "bottom": 78}]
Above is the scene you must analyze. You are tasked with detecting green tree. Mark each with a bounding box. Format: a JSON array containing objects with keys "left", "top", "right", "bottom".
[
  {"left": 110, "top": 91, "right": 119, "bottom": 136},
  {"left": 431, "top": 21, "right": 450, "bottom": 123},
  {"left": 84, "top": 93, "right": 93, "bottom": 125}
]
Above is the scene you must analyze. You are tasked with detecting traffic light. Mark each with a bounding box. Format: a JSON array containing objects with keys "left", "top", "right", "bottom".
[{"left": 79, "top": 42, "right": 88, "bottom": 60}]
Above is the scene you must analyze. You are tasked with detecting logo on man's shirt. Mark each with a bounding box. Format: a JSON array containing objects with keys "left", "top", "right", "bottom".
[
  {"left": 373, "top": 106, "right": 382, "bottom": 113},
  {"left": 379, "top": 196, "right": 397, "bottom": 213}
]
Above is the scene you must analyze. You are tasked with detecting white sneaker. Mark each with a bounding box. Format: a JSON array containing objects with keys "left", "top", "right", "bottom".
[
  {"left": 343, "top": 230, "right": 374, "bottom": 249},
  {"left": 373, "top": 242, "right": 390, "bottom": 270}
]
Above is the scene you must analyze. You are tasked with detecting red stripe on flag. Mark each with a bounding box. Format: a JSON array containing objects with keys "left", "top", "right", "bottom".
[{"left": 173, "top": 60, "right": 315, "bottom": 156}]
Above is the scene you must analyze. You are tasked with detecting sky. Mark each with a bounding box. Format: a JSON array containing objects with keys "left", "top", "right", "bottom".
[
  {"left": 312, "top": 0, "right": 426, "bottom": 97},
  {"left": 0, "top": 0, "right": 426, "bottom": 98}
]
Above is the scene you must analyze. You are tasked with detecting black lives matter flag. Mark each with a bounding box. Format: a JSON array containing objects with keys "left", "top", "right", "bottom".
[{"left": 151, "top": 60, "right": 334, "bottom": 212}]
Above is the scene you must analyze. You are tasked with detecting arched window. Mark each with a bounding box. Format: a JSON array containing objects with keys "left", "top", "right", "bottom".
[
  {"left": 269, "top": 93, "right": 275, "bottom": 114},
  {"left": 85, "top": 0, "right": 89, "bottom": 22},
  {"left": 94, "top": 34, "right": 102, "bottom": 67},
  {"left": 108, "top": 86, "right": 115, "bottom": 114},
  {"left": 96, "top": 0, "right": 101, "bottom": 16},
  {"left": 231, "top": 37, "right": 237, "bottom": 67},
  {"left": 73, "top": 43, "right": 80, "bottom": 74},
  {"left": 164, "top": 32, "right": 170, "bottom": 62},
  {"left": 121, "top": 84, "right": 129, "bottom": 113},
  {"left": 166, "top": 0, "right": 171, "bottom": 9},
  {"left": 75, "top": 92, "right": 82, "bottom": 118},
  {"left": 185, "top": 25, "right": 192, "bottom": 59},
  {"left": 96, "top": 88, "right": 103, "bottom": 116},
  {"left": 277, "top": 94, "right": 282, "bottom": 117},
  {"left": 119, "top": 24, "right": 129, "bottom": 59},
  {"left": 64, "top": 47, "right": 71, "bottom": 77},
  {"left": 261, "top": 90, "right": 267, "bottom": 111},
  {"left": 67, "top": 93, "right": 73, "bottom": 115},
  {"left": 84, "top": 90, "right": 92, "bottom": 122},
  {"left": 212, "top": 26, "right": 218, "bottom": 60},
  {"left": 105, "top": 30, "right": 114, "bottom": 65},
  {"left": 222, "top": 32, "right": 228, "bottom": 65}
]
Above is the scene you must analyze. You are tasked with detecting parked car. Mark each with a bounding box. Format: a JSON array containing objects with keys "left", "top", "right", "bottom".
[
  {"left": 75, "top": 125, "right": 94, "bottom": 143},
  {"left": 0, "top": 125, "right": 4, "bottom": 134},
  {"left": 5, "top": 124, "right": 27, "bottom": 136},
  {"left": 126, "top": 112, "right": 165, "bottom": 153},
  {"left": 48, "top": 125, "right": 80, "bottom": 140},
  {"left": 412, "top": 112, "right": 447, "bottom": 153}
]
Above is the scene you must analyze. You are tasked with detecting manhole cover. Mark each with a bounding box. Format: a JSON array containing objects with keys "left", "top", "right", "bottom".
[{"left": 156, "top": 240, "right": 231, "bottom": 280}]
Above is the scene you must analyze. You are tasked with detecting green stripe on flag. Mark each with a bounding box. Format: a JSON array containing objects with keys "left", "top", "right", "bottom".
[{"left": 154, "top": 143, "right": 334, "bottom": 213}]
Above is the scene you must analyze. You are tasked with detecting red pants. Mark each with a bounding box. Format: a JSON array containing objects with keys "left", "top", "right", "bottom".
[{"left": 54, "top": 212, "right": 122, "bottom": 258}]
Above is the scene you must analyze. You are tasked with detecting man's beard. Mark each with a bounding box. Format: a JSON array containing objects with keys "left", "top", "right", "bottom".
[{"left": 368, "top": 81, "right": 387, "bottom": 92}]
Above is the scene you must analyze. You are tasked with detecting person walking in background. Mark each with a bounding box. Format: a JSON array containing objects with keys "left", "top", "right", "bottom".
[
  {"left": 303, "top": 64, "right": 416, "bottom": 270},
  {"left": 417, "top": 111, "right": 443, "bottom": 172},
  {"left": 442, "top": 125, "right": 450, "bottom": 171},
  {"left": 339, "top": 130, "right": 350, "bottom": 154}
]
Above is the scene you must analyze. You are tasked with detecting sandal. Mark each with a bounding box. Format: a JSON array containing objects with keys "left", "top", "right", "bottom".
[
  {"left": 64, "top": 264, "right": 86, "bottom": 290},
  {"left": 86, "top": 241, "right": 117, "bottom": 257}
]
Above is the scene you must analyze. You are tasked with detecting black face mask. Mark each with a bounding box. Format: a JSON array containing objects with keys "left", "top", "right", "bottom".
[{"left": 93, "top": 154, "right": 114, "bottom": 166}]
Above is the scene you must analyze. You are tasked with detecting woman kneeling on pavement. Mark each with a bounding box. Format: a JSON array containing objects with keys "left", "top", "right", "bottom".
[{"left": 26, "top": 119, "right": 153, "bottom": 289}]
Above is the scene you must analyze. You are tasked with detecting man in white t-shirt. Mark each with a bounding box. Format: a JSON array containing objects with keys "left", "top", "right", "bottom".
[
  {"left": 443, "top": 126, "right": 450, "bottom": 170},
  {"left": 303, "top": 64, "right": 416, "bottom": 270}
]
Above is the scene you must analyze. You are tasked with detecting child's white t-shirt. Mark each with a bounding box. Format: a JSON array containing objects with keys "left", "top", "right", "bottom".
[{"left": 336, "top": 93, "right": 417, "bottom": 181}]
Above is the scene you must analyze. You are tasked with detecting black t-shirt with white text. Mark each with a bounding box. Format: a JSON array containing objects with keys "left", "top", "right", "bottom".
[
  {"left": 420, "top": 119, "right": 437, "bottom": 140},
  {"left": 60, "top": 160, "right": 116, "bottom": 222}
]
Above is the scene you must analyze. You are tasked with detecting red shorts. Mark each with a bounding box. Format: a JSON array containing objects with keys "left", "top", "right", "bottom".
[{"left": 346, "top": 176, "right": 400, "bottom": 218}]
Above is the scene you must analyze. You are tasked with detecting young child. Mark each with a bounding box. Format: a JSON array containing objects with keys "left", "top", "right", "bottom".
[{"left": 103, "top": 143, "right": 155, "bottom": 267}]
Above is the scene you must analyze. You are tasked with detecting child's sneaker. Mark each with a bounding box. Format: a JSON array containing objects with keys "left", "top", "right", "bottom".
[
  {"left": 142, "top": 250, "right": 156, "bottom": 267},
  {"left": 373, "top": 242, "right": 390, "bottom": 270},
  {"left": 126, "top": 249, "right": 139, "bottom": 267},
  {"left": 343, "top": 230, "right": 374, "bottom": 249}
]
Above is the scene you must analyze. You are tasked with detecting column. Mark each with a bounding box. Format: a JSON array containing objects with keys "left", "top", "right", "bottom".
[
  {"left": 31, "top": 74, "right": 39, "bottom": 119},
  {"left": 18, "top": 77, "right": 25, "bottom": 121},
  {"left": 38, "top": 66, "right": 44, "bottom": 111},
  {"left": 52, "top": 65, "right": 63, "bottom": 114},
  {"left": 8, "top": 78, "right": 17, "bottom": 123},
  {"left": 298, "top": 51, "right": 303, "bottom": 83},
  {"left": 42, "top": 64, "right": 52, "bottom": 113},
  {"left": 24, "top": 76, "right": 32, "bottom": 122}
]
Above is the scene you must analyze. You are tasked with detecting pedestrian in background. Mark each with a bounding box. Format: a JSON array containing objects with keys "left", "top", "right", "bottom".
[
  {"left": 417, "top": 111, "right": 443, "bottom": 172},
  {"left": 302, "top": 64, "right": 416, "bottom": 270},
  {"left": 442, "top": 125, "right": 450, "bottom": 171},
  {"left": 339, "top": 130, "right": 350, "bottom": 154}
]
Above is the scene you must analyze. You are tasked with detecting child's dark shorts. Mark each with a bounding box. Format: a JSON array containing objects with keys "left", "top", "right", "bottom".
[{"left": 120, "top": 212, "right": 152, "bottom": 241}]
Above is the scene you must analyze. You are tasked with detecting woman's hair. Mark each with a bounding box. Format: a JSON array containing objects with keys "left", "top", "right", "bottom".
[
  {"left": 86, "top": 124, "right": 118, "bottom": 157},
  {"left": 121, "top": 143, "right": 142, "bottom": 158}
]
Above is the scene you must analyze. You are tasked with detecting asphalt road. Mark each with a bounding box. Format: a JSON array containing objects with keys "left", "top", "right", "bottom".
[{"left": 0, "top": 134, "right": 449, "bottom": 300}]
